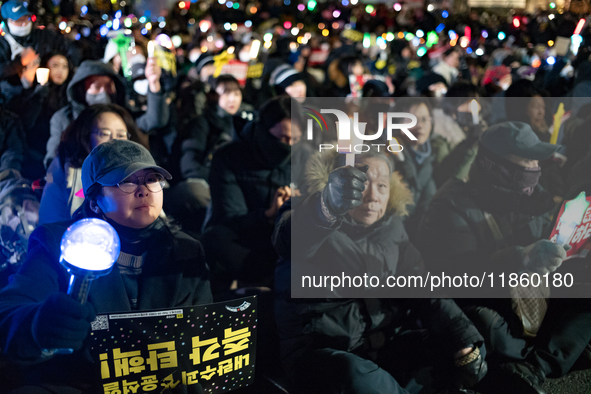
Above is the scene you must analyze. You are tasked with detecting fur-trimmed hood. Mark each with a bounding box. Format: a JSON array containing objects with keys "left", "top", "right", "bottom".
[{"left": 304, "top": 148, "right": 414, "bottom": 217}]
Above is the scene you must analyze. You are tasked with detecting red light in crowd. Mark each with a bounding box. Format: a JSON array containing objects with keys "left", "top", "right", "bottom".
[
  {"left": 574, "top": 18, "right": 586, "bottom": 35},
  {"left": 513, "top": 17, "right": 520, "bottom": 28},
  {"left": 31, "top": 15, "right": 36, "bottom": 22},
  {"left": 464, "top": 26, "right": 471, "bottom": 42}
]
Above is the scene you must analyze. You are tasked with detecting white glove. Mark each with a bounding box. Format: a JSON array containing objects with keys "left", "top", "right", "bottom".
[{"left": 520, "top": 240, "right": 570, "bottom": 274}]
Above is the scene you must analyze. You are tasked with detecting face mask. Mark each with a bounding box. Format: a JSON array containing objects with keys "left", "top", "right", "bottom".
[
  {"left": 134, "top": 80, "right": 149, "bottom": 96},
  {"left": 8, "top": 21, "right": 32, "bottom": 37},
  {"left": 433, "top": 87, "right": 447, "bottom": 97},
  {"left": 189, "top": 52, "right": 200, "bottom": 63},
  {"left": 499, "top": 82, "right": 510, "bottom": 91},
  {"left": 86, "top": 91, "right": 112, "bottom": 106},
  {"left": 253, "top": 123, "right": 291, "bottom": 168},
  {"left": 238, "top": 51, "right": 251, "bottom": 63},
  {"left": 476, "top": 149, "right": 541, "bottom": 196},
  {"left": 456, "top": 111, "right": 474, "bottom": 128}
]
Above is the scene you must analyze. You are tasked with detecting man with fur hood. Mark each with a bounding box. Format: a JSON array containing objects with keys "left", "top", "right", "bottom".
[
  {"left": 44, "top": 59, "right": 169, "bottom": 167},
  {"left": 273, "top": 149, "right": 487, "bottom": 393}
]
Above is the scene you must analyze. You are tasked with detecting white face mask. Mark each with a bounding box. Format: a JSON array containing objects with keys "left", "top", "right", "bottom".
[
  {"left": 86, "top": 91, "right": 112, "bottom": 106},
  {"left": 8, "top": 20, "right": 32, "bottom": 37},
  {"left": 499, "top": 82, "right": 510, "bottom": 91},
  {"left": 134, "top": 79, "right": 149, "bottom": 96},
  {"left": 433, "top": 87, "right": 447, "bottom": 97},
  {"left": 238, "top": 51, "right": 251, "bottom": 63},
  {"left": 189, "top": 51, "right": 200, "bottom": 63}
]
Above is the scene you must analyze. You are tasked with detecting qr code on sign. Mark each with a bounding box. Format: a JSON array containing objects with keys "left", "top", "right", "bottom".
[{"left": 91, "top": 315, "right": 109, "bottom": 331}]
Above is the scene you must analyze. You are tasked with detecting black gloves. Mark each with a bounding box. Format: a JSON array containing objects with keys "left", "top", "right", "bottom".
[
  {"left": 32, "top": 292, "right": 96, "bottom": 352},
  {"left": 452, "top": 346, "right": 488, "bottom": 389},
  {"left": 321, "top": 165, "right": 368, "bottom": 219}
]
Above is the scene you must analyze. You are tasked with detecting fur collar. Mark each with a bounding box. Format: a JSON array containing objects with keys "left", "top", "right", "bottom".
[{"left": 304, "top": 148, "right": 414, "bottom": 217}]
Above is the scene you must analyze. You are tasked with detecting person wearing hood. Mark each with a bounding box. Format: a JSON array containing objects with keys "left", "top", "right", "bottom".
[
  {"left": 0, "top": 139, "right": 212, "bottom": 392},
  {"left": 0, "top": 0, "right": 69, "bottom": 82},
  {"left": 273, "top": 149, "right": 487, "bottom": 393},
  {"left": 202, "top": 96, "right": 297, "bottom": 292},
  {"left": 419, "top": 122, "right": 591, "bottom": 394},
  {"left": 44, "top": 58, "right": 169, "bottom": 167}
]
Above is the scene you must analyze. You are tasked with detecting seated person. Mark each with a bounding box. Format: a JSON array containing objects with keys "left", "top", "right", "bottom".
[
  {"left": 0, "top": 139, "right": 212, "bottom": 392},
  {"left": 202, "top": 96, "right": 297, "bottom": 292},
  {"left": 419, "top": 122, "right": 591, "bottom": 394},
  {"left": 39, "top": 104, "right": 136, "bottom": 225},
  {"left": 273, "top": 149, "right": 487, "bottom": 393}
]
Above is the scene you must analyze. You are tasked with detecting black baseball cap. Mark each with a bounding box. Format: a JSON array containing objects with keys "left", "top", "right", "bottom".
[
  {"left": 479, "top": 121, "right": 559, "bottom": 160},
  {"left": 82, "top": 140, "right": 171, "bottom": 197}
]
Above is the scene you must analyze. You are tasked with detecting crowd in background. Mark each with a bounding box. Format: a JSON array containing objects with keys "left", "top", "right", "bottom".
[{"left": 0, "top": 0, "right": 591, "bottom": 392}]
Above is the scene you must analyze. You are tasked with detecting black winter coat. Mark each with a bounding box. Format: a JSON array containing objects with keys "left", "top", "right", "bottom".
[
  {"left": 0, "top": 218, "right": 212, "bottom": 391},
  {"left": 179, "top": 105, "right": 255, "bottom": 180},
  {"left": 0, "top": 109, "right": 25, "bottom": 173},
  {"left": 419, "top": 178, "right": 554, "bottom": 277},
  {"left": 206, "top": 120, "right": 290, "bottom": 234},
  {"left": 273, "top": 193, "right": 484, "bottom": 372}
]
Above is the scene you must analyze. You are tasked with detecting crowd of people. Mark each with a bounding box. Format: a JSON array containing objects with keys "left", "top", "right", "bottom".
[{"left": 0, "top": 0, "right": 589, "bottom": 393}]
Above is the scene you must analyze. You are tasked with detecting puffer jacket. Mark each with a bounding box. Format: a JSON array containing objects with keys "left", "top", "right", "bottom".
[
  {"left": 45, "top": 60, "right": 169, "bottom": 166},
  {"left": 273, "top": 149, "right": 483, "bottom": 374}
]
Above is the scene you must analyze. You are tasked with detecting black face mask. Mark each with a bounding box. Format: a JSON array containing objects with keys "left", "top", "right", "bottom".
[
  {"left": 475, "top": 149, "right": 541, "bottom": 196},
  {"left": 456, "top": 111, "right": 474, "bottom": 129},
  {"left": 252, "top": 123, "right": 291, "bottom": 168}
]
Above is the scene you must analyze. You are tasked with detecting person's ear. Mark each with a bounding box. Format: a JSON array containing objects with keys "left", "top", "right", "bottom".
[{"left": 89, "top": 199, "right": 102, "bottom": 214}]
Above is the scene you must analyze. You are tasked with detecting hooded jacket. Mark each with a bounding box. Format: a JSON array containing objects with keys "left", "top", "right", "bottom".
[
  {"left": 206, "top": 119, "right": 291, "bottom": 233},
  {"left": 45, "top": 60, "right": 170, "bottom": 166},
  {"left": 273, "top": 150, "right": 483, "bottom": 378}
]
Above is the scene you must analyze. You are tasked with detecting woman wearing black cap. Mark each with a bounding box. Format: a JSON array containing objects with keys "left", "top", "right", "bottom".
[{"left": 0, "top": 139, "right": 212, "bottom": 392}]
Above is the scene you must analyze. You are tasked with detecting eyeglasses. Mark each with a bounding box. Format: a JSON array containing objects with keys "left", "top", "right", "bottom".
[
  {"left": 117, "top": 173, "right": 166, "bottom": 194},
  {"left": 93, "top": 130, "right": 131, "bottom": 140}
]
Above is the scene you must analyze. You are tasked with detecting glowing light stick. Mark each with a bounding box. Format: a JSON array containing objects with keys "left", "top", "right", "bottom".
[
  {"left": 337, "top": 118, "right": 366, "bottom": 166},
  {"left": 556, "top": 192, "right": 590, "bottom": 246},
  {"left": 550, "top": 102, "right": 564, "bottom": 145},
  {"left": 250, "top": 39, "right": 261, "bottom": 59},
  {"left": 571, "top": 34, "right": 583, "bottom": 56},
  {"left": 470, "top": 99, "right": 479, "bottom": 125},
  {"left": 36, "top": 68, "right": 49, "bottom": 85},
  {"left": 147, "top": 41, "right": 155, "bottom": 58},
  {"left": 574, "top": 18, "right": 586, "bottom": 35},
  {"left": 46, "top": 218, "right": 120, "bottom": 355}
]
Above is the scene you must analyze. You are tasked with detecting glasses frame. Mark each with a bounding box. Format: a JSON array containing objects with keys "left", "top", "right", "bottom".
[{"left": 116, "top": 172, "right": 166, "bottom": 194}]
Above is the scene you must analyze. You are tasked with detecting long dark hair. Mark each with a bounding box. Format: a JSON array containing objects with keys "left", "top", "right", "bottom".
[
  {"left": 41, "top": 52, "right": 73, "bottom": 113},
  {"left": 57, "top": 104, "right": 139, "bottom": 169}
]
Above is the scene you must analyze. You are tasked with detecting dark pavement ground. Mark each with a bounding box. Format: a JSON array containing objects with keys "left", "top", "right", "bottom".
[{"left": 544, "top": 369, "right": 591, "bottom": 393}]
